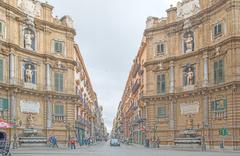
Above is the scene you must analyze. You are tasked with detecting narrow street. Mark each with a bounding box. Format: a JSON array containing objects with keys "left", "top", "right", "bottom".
[{"left": 12, "top": 142, "right": 240, "bottom": 156}]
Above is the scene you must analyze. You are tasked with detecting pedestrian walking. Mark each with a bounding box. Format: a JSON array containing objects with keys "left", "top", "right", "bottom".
[
  {"left": 69, "top": 137, "right": 76, "bottom": 149},
  {"left": 52, "top": 135, "right": 59, "bottom": 148}
]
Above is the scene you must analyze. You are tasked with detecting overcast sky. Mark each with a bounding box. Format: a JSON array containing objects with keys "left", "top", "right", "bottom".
[{"left": 46, "top": 0, "right": 179, "bottom": 132}]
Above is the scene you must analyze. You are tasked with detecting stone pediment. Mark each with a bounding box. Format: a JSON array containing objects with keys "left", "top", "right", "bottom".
[{"left": 177, "top": 0, "right": 200, "bottom": 20}]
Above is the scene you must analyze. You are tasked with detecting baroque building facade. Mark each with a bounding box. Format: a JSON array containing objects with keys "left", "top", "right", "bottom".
[
  {"left": 113, "top": 0, "right": 240, "bottom": 150},
  {"left": 0, "top": 0, "right": 106, "bottom": 144}
]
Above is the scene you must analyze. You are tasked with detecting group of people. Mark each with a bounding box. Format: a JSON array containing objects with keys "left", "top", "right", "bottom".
[
  {"left": 144, "top": 137, "right": 160, "bottom": 148},
  {"left": 48, "top": 136, "right": 96, "bottom": 150},
  {"left": 83, "top": 137, "right": 95, "bottom": 146}
]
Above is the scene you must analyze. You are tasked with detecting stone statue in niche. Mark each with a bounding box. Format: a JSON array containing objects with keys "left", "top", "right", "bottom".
[
  {"left": 187, "top": 67, "right": 194, "bottom": 85},
  {"left": 24, "top": 29, "right": 35, "bottom": 50},
  {"left": 25, "top": 64, "right": 33, "bottom": 83},
  {"left": 183, "top": 65, "right": 195, "bottom": 86},
  {"left": 184, "top": 31, "right": 194, "bottom": 53}
]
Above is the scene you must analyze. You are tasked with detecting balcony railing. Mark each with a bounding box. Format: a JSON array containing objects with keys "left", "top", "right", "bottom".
[{"left": 53, "top": 114, "right": 65, "bottom": 122}]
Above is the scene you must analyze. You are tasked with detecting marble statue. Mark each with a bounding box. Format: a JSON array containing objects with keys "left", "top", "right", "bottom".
[
  {"left": 187, "top": 67, "right": 194, "bottom": 85},
  {"left": 26, "top": 113, "right": 35, "bottom": 128},
  {"left": 24, "top": 30, "right": 34, "bottom": 50},
  {"left": 185, "top": 33, "right": 194, "bottom": 53},
  {"left": 25, "top": 65, "right": 33, "bottom": 83}
]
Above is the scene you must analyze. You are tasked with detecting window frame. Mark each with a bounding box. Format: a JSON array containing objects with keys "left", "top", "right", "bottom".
[
  {"left": 156, "top": 74, "right": 166, "bottom": 95},
  {"left": 214, "top": 59, "right": 224, "bottom": 84},
  {"left": 54, "top": 72, "right": 64, "bottom": 92},
  {"left": 155, "top": 42, "right": 166, "bottom": 56},
  {"left": 54, "top": 104, "right": 65, "bottom": 121},
  {"left": 53, "top": 40, "right": 64, "bottom": 53},
  {"left": 157, "top": 106, "right": 166, "bottom": 118},
  {"left": 213, "top": 22, "right": 223, "bottom": 38}
]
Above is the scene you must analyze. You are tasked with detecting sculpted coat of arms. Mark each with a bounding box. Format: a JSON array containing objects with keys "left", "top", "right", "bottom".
[{"left": 17, "top": 0, "right": 41, "bottom": 18}]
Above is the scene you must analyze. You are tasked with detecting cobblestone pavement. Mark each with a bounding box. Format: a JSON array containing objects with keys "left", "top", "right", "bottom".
[{"left": 11, "top": 142, "right": 240, "bottom": 156}]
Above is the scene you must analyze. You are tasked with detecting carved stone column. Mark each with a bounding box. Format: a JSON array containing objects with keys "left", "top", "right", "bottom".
[
  {"left": 45, "top": 63, "right": 51, "bottom": 91},
  {"left": 203, "top": 53, "right": 208, "bottom": 87},
  {"left": 46, "top": 96, "right": 52, "bottom": 128},
  {"left": 9, "top": 51, "right": 15, "bottom": 84},
  {"left": 169, "top": 61, "right": 175, "bottom": 93}
]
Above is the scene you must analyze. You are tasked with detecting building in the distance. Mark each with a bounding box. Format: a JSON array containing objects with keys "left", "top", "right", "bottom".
[
  {"left": 113, "top": 0, "right": 240, "bottom": 150},
  {"left": 0, "top": 0, "right": 105, "bottom": 145}
]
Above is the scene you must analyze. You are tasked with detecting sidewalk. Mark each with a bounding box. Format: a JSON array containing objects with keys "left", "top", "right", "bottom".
[
  {"left": 11, "top": 143, "right": 97, "bottom": 154},
  {"left": 130, "top": 143, "right": 240, "bottom": 153}
]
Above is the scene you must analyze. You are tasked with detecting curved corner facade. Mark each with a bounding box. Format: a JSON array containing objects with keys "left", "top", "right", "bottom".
[{"left": 112, "top": 0, "right": 240, "bottom": 150}]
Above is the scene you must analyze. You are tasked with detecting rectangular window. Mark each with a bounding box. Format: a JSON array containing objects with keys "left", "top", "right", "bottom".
[
  {"left": 0, "top": 59, "right": 3, "bottom": 81},
  {"left": 54, "top": 73, "right": 63, "bottom": 92},
  {"left": 157, "top": 74, "right": 166, "bottom": 94},
  {"left": 157, "top": 107, "right": 166, "bottom": 118},
  {"left": 214, "top": 59, "right": 224, "bottom": 84},
  {"left": 0, "top": 98, "right": 8, "bottom": 120},
  {"left": 54, "top": 104, "right": 64, "bottom": 121},
  {"left": 54, "top": 41, "right": 63, "bottom": 53},
  {"left": 156, "top": 43, "right": 165, "bottom": 55},
  {"left": 214, "top": 23, "right": 222, "bottom": 37}
]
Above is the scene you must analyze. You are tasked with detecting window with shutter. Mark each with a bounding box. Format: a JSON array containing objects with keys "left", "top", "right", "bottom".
[
  {"left": 54, "top": 104, "right": 64, "bottom": 121},
  {"left": 214, "top": 23, "right": 222, "bottom": 37},
  {"left": 0, "top": 98, "right": 8, "bottom": 120},
  {"left": 156, "top": 43, "right": 165, "bottom": 55},
  {"left": 214, "top": 59, "right": 224, "bottom": 84},
  {"left": 55, "top": 73, "right": 64, "bottom": 92},
  {"left": 54, "top": 41, "right": 63, "bottom": 53},
  {"left": 0, "top": 59, "right": 3, "bottom": 81},
  {"left": 157, "top": 107, "right": 166, "bottom": 118},
  {"left": 157, "top": 74, "right": 166, "bottom": 94}
]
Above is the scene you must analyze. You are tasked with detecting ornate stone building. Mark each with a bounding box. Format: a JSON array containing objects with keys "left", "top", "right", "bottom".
[
  {"left": 0, "top": 0, "right": 104, "bottom": 144},
  {"left": 113, "top": 0, "right": 240, "bottom": 150}
]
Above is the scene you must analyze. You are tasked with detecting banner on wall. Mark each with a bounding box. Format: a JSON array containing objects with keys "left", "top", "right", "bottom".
[{"left": 20, "top": 100, "right": 40, "bottom": 114}]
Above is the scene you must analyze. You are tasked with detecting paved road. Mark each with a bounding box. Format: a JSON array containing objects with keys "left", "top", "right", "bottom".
[{"left": 12, "top": 142, "right": 240, "bottom": 156}]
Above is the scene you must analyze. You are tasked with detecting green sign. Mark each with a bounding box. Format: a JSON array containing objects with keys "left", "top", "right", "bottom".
[{"left": 219, "top": 128, "right": 228, "bottom": 136}]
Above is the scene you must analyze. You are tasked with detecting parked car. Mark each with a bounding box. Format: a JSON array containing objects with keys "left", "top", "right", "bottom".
[{"left": 110, "top": 139, "right": 120, "bottom": 146}]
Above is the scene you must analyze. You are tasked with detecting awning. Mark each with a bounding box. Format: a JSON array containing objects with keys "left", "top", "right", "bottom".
[{"left": 0, "top": 119, "right": 12, "bottom": 129}]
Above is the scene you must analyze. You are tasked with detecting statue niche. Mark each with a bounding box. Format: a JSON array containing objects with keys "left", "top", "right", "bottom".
[
  {"left": 24, "top": 64, "right": 36, "bottom": 84},
  {"left": 183, "top": 31, "right": 194, "bottom": 53},
  {"left": 183, "top": 64, "right": 195, "bottom": 86},
  {"left": 24, "top": 28, "right": 35, "bottom": 51}
]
